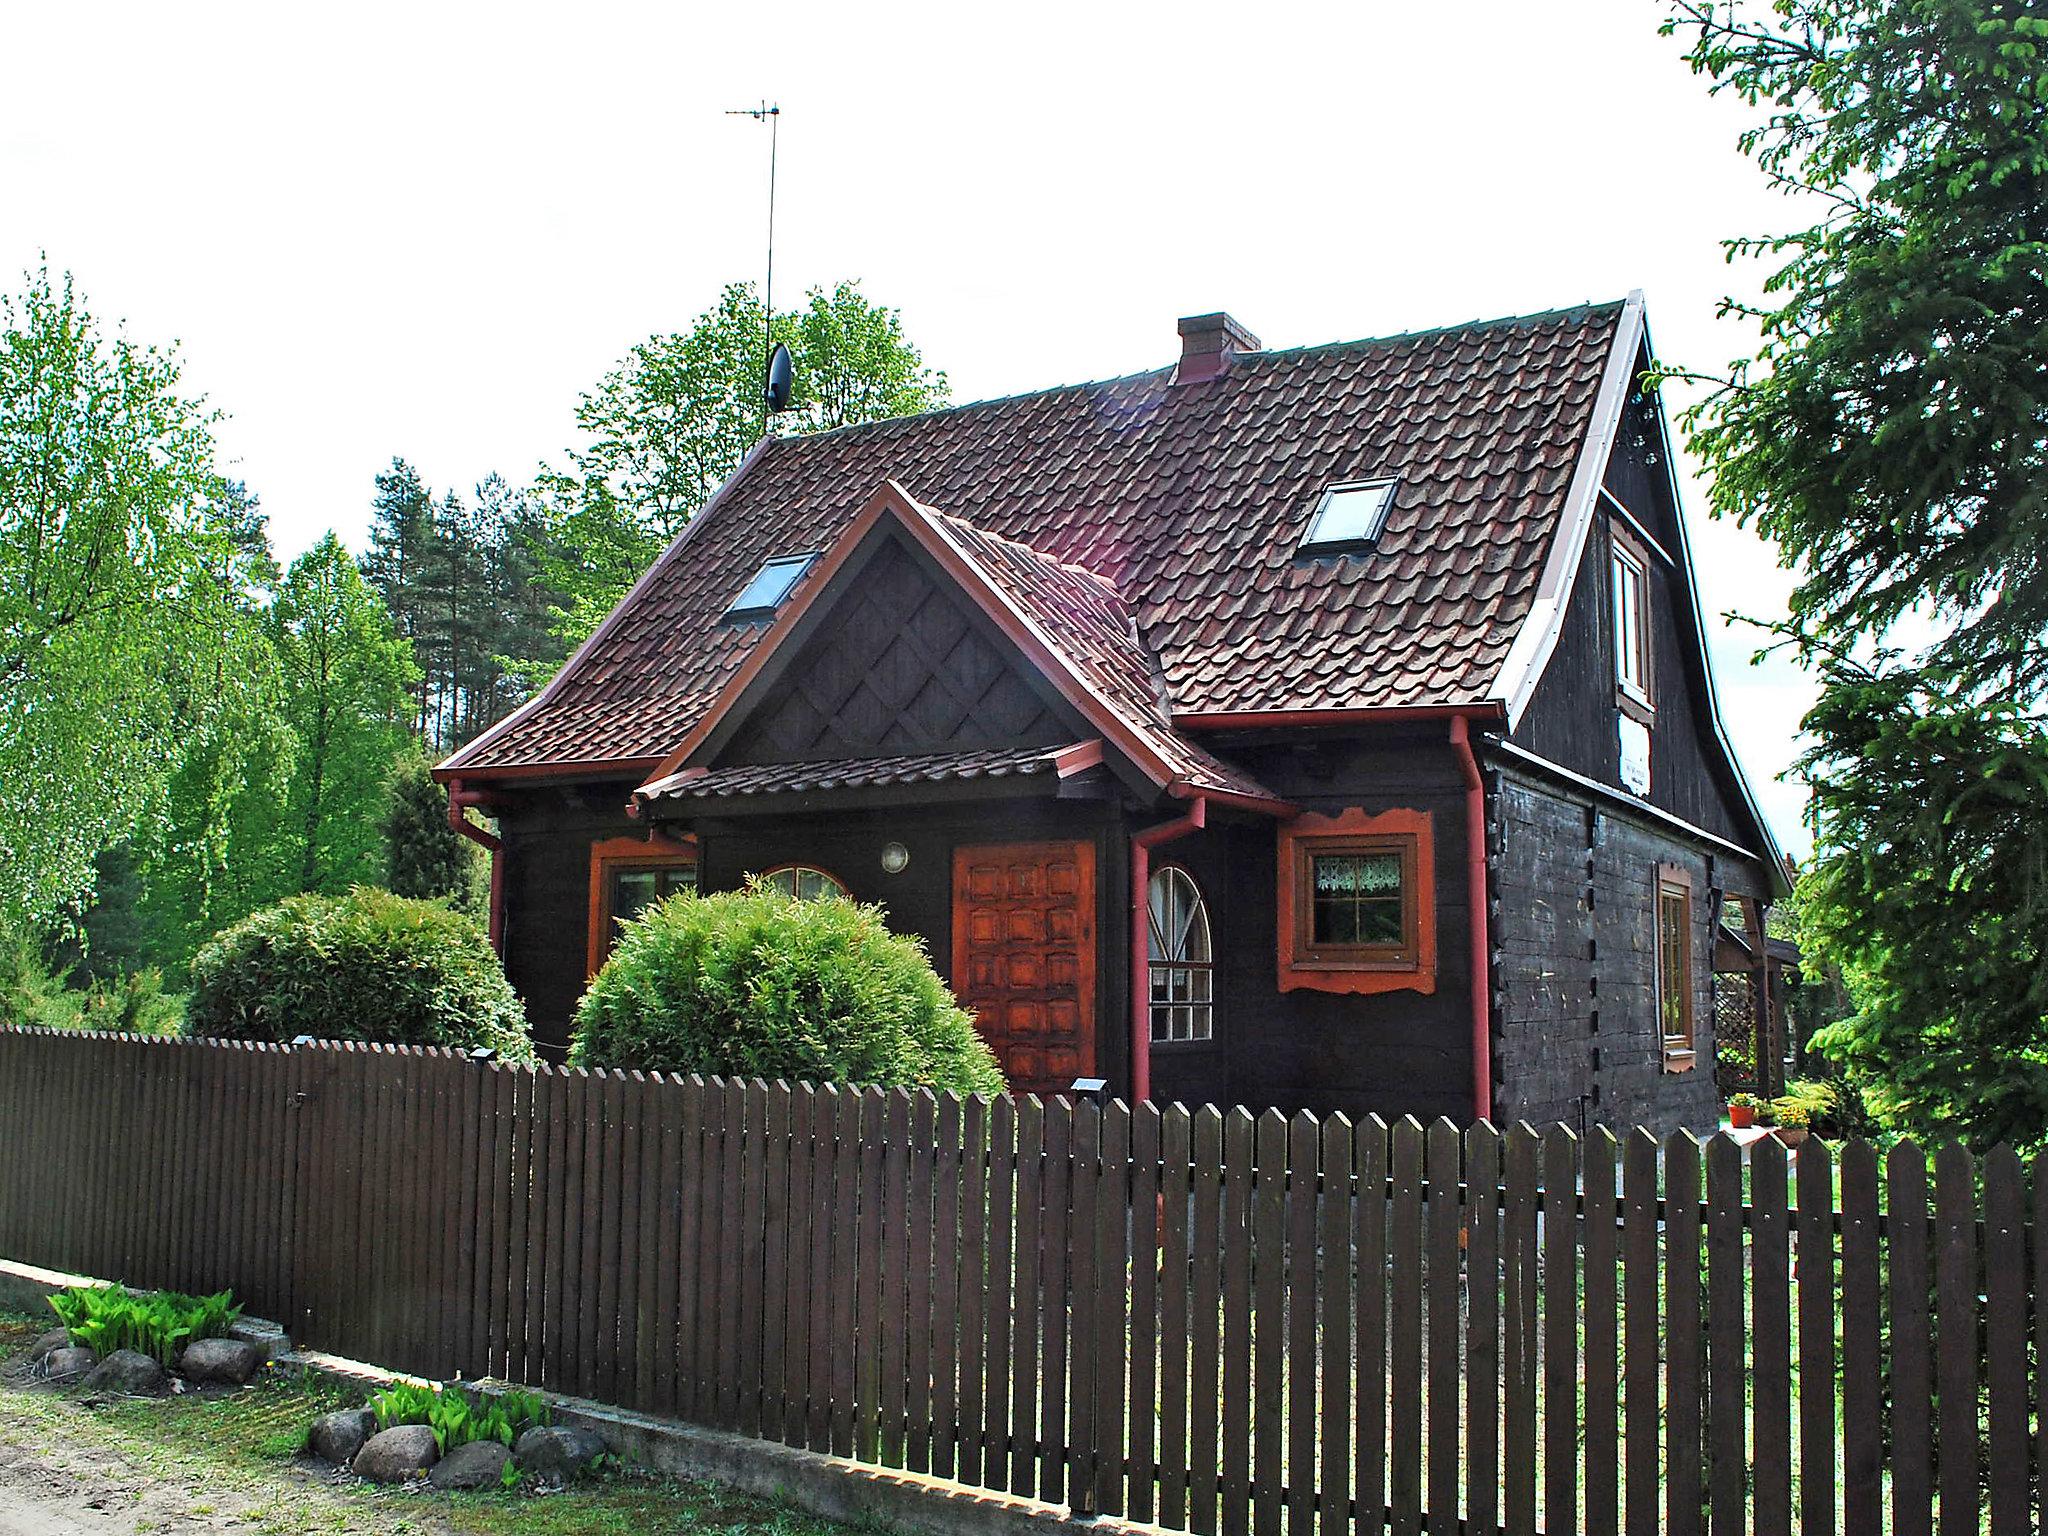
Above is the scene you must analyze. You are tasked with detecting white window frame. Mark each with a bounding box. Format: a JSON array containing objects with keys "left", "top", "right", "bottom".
[
  {"left": 1147, "top": 865, "right": 1215, "bottom": 1044},
  {"left": 1611, "top": 536, "right": 1652, "bottom": 711}
]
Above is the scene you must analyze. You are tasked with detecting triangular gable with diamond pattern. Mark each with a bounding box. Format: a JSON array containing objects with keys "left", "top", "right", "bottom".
[{"left": 714, "top": 533, "right": 1073, "bottom": 767}]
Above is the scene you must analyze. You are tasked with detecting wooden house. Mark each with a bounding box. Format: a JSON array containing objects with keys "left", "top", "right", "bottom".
[{"left": 436, "top": 296, "right": 1787, "bottom": 1131}]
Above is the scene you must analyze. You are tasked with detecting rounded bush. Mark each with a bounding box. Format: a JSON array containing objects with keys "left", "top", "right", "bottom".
[
  {"left": 187, "top": 887, "right": 532, "bottom": 1060},
  {"left": 570, "top": 884, "right": 1004, "bottom": 1094}
]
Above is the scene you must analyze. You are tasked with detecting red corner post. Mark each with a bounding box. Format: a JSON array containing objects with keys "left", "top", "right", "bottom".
[
  {"left": 445, "top": 778, "right": 507, "bottom": 954},
  {"left": 1448, "top": 717, "right": 1493, "bottom": 1123},
  {"left": 1130, "top": 797, "right": 1207, "bottom": 1105}
]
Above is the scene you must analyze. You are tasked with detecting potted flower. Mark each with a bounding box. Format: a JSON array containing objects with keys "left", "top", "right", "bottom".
[
  {"left": 1772, "top": 1100, "right": 1812, "bottom": 1148},
  {"left": 1727, "top": 1092, "right": 1762, "bottom": 1130}
]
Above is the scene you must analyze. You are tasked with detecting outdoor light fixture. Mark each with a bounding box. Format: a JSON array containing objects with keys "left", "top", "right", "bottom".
[
  {"left": 880, "top": 841, "right": 910, "bottom": 874},
  {"left": 291, "top": 1034, "right": 316, "bottom": 1048},
  {"left": 468, "top": 1046, "right": 496, "bottom": 1064}
]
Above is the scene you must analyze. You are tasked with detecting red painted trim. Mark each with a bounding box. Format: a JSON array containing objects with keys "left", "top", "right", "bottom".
[
  {"left": 1053, "top": 740, "right": 1105, "bottom": 777},
  {"left": 587, "top": 830, "right": 699, "bottom": 978},
  {"left": 445, "top": 779, "right": 506, "bottom": 953},
  {"left": 1275, "top": 806, "right": 1437, "bottom": 997},
  {"left": 431, "top": 755, "right": 663, "bottom": 786},
  {"left": 1131, "top": 798, "right": 1206, "bottom": 1105},
  {"left": 1449, "top": 716, "right": 1493, "bottom": 1124},
  {"left": 1174, "top": 703, "right": 1508, "bottom": 731},
  {"left": 1166, "top": 780, "right": 1297, "bottom": 817}
]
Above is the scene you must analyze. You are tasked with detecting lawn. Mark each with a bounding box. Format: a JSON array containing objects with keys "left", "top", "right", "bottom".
[{"left": 0, "top": 1309, "right": 868, "bottom": 1536}]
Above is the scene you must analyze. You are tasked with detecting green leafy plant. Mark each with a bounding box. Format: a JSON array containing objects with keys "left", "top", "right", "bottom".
[
  {"left": 1773, "top": 1100, "right": 1813, "bottom": 1133},
  {"left": 365, "top": 1381, "right": 550, "bottom": 1454},
  {"left": 186, "top": 886, "right": 531, "bottom": 1059},
  {"left": 1728, "top": 1092, "right": 1762, "bottom": 1112},
  {"left": 569, "top": 881, "right": 1003, "bottom": 1094},
  {"left": 46, "top": 1285, "right": 241, "bottom": 1367}
]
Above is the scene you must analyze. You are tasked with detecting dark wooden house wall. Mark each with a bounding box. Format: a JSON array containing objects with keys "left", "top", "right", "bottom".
[
  {"left": 495, "top": 780, "right": 643, "bottom": 1055},
  {"left": 1488, "top": 765, "right": 1722, "bottom": 1134},
  {"left": 1510, "top": 367, "right": 1761, "bottom": 858},
  {"left": 692, "top": 798, "right": 1133, "bottom": 1091},
  {"left": 1163, "top": 728, "right": 1476, "bottom": 1124}
]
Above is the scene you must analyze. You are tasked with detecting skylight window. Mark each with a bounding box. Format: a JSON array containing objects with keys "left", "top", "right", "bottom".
[
  {"left": 1300, "top": 478, "right": 1398, "bottom": 553},
  {"left": 723, "top": 552, "right": 818, "bottom": 621}
]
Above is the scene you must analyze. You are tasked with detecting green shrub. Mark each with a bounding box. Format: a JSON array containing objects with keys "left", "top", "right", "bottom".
[
  {"left": 186, "top": 887, "right": 531, "bottom": 1059},
  {"left": 570, "top": 883, "right": 1004, "bottom": 1095},
  {"left": 0, "top": 924, "right": 183, "bottom": 1034},
  {"left": 366, "top": 1380, "right": 550, "bottom": 1453},
  {"left": 47, "top": 1285, "right": 241, "bottom": 1366}
]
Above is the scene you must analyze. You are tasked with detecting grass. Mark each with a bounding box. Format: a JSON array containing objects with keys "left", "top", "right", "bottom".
[{"left": 0, "top": 1310, "right": 868, "bottom": 1536}]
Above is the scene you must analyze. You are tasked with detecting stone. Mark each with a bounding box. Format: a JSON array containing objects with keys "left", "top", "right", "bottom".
[
  {"left": 307, "top": 1408, "right": 376, "bottom": 1466},
  {"left": 511, "top": 1424, "right": 606, "bottom": 1479},
  {"left": 178, "top": 1337, "right": 263, "bottom": 1385},
  {"left": 80, "top": 1349, "right": 169, "bottom": 1396},
  {"left": 429, "top": 1440, "right": 512, "bottom": 1491},
  {"left": 27, "top": 1327, "right": 71, "bottom": 1364},
  {"left": 40, "top": 1346, "right": 97, "bottom": 1380},
  {"left": 353, "top": 1424, "right": 440, "bottom": 1483}
]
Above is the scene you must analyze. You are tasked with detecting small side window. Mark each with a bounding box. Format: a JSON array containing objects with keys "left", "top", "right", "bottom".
[
  {"left": 1657, "top": 862, "right": 1696, "bottom": 1071},
  {"left": 1611, "top": 526, "right": 1654, "bottom": 719}
]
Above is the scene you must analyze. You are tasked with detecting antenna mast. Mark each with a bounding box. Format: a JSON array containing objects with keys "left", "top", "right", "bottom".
[{"left": 725, "top": 101, "right": 781, "bottom": 434}]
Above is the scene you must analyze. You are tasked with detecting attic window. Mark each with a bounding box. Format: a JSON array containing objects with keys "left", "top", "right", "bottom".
[
  {"left": 1300, "top": 478, "right": 1397, "bottom": 554},
  {"left": 723, "top": 552, "right": 818, "bottom": 621}
]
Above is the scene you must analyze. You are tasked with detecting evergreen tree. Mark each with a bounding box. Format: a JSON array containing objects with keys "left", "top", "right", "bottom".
[
  {"left": 364, "top": 458, "right": 435, "bottom": 738},
  {"left": 1663, "top": 0, "right": 2048, "bottom": 1147},
  {"left": 382, "top": 747, "right": 485, "bottom": 913}
]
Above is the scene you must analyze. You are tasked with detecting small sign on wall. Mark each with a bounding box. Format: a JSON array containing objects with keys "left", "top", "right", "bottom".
[{"left": 1619, "top": 715, "right": 1652, "bottom": 796}]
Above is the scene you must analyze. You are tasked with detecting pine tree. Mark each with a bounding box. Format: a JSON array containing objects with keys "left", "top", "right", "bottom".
[{"left": 364, "top": 459, "right": 435, "bottom": 738}]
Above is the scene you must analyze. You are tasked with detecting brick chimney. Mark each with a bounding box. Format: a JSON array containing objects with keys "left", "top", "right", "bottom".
[{"left": 1173, "top": 312, "right": 1261, "bottom": 385}]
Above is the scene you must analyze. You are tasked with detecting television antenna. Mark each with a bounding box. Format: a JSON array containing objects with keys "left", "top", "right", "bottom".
[{"left": 725, "top": 101, "right": 789, "bottom": 430}]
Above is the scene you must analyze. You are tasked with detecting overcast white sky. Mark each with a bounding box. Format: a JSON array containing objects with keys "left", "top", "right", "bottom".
[{"left": 2, "top": 0, "right": 1816, "bottom": 851}]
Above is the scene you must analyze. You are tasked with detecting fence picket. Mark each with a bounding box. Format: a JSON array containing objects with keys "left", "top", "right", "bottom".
[
  {"left": 1388, "top": 1117, "right": 1425, "bottom": 1536},
  {"left": 1190, "top": 1105, "right": 1225, "bottom": 1536},
  {"left": 1464, "top": 1122, "right": 1501, "bottom": 1536},
  {"left": 1887, "top": 1143, "right": 1934, "bottom": 1536},
  {"left": 1353, "top": 1116, "right": 1389, "bottom": 1536},
  {"left": 1982, "top": 1146, "right": 2027, "bottom": 1536},
  {"left": 1501, "top": 1124, "right": 1538, "bottom": 1536},
  {"left": 1318, "top": 1114, "right": 1355, "bottom": 1536},
  {"left": 1542, "top": 1126, "right": 1579, "bottom": 1536},
  {"left": 1933, "top": 1143, "right": 1978, "bottom": 1536},
  {"left": 1427, "top": 1119, "right": 1462, "bottom": 1536},
  {"left": 1252, "top": 1110, "right": 1288, "bottom": 1536},
  {"left": 1705, "top": 1134, "right": 1744, "bottom": 1536},
  {"left": 1796, "top": 1138, "right": 1836, "bottom": 1536},
  {"left": 1837, "top": 1140, "right": 1881, "bottom": 1536},
  {"left": 1667, "top": 1134, "right": 1704, "bottom": 1536}
]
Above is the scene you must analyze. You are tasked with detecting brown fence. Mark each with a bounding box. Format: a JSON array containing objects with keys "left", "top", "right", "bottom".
[{"left": 0, "top": 1027, "right": 2037, "bottom": 1535}]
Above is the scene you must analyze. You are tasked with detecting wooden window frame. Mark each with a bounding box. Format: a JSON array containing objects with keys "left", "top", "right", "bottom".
[
  {"left": 1656, "top": 861, "right": 1697, "bottom": 1072},
  {"left": 1276, "top": 807, "right": 1436, "bottom": 996},
  {"left": 1147, "top": 863, "right": 1216, "bottom": 1046},
  {"left": 587, "top": 832, "right": 698, "bottom": 978},
  {"left": 1611, "top": 523, "right": 1655, "bottom": 723}
]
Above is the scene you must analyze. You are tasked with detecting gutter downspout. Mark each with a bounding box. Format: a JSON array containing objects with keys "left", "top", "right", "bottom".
[
  {"left": 446, "top": 780, "right": 506, "bottom": 954},
  {"left": 1448, "top": 717, "right": 1493, "bottom": 1124},
  {"left": 1130, "top": 797, "right": 1207, "bottom": 1106}
]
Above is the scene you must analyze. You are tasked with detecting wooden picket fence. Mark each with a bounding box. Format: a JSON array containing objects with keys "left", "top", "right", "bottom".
[{"left": 0, "top": 1027, "right": 2038, "bottom": 1535}]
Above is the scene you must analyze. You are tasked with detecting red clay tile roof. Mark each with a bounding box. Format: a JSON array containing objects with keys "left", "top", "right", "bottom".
[
  {"left": 445, "top": 300, "right": 1627, "bottom": 776},
  {"left": 925, "top": 510, "right": 1279, "bottom": 802},
  {"left": 640, "top": 745, "right": 1072, "bottom": 801}
]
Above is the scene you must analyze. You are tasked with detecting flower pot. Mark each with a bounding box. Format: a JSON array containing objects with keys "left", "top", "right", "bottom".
[
  {"left": 1728, "top": 1103, "right": 1756, "bottom": 1129},
  {"left": 1775, "top": 1126, "right": 1810, "bottom": 1148}
]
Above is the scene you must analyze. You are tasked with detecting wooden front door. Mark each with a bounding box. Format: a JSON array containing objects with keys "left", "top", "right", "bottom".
[{"left": 952, "top": 841, "right": 1097, "bottom": 1095}]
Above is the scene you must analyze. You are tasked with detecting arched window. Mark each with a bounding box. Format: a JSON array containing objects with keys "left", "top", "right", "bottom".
[
  {"left": 758, "top": 863, "right": 850, "bottom": 901},
  {"left": 1148, "top": 865, "right": 1214, "bottom": 1043}
]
